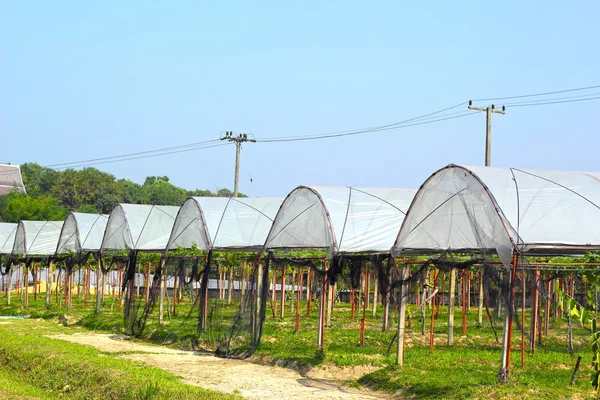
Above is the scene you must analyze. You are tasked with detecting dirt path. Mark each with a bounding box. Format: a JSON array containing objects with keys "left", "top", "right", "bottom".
[{"left": 49, "top": 333, "right": 388, "bottom": 399}]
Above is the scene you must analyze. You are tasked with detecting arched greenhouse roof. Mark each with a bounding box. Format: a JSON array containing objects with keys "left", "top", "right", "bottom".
[
  {"left": 0, "top": 164, "right": 25, "bottom": 195},
  {"left": 0, "top": 222, "right": 18, "bottom": 255},
  {"left": 392, "top": 164, "right": 600, "bottom": 267},
  {"left": 263, "top": 186, "right": 416, "bottom": 256},
  {"left": 101, "top": 204, "right": 180, "bottom": 252},
  {"left": 167, "top": 197, "right": 282, "bottom": 253},
  {"left": 12, "top": 220, "right": 64, "bottom": 257},
  {"left": 56, "top": 212, "right": 109, "bottom": 254}
]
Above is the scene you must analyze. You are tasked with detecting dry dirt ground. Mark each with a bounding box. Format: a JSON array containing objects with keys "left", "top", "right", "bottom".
[{"left": 49, "top": 333, "right": 390, "bottom": 400}]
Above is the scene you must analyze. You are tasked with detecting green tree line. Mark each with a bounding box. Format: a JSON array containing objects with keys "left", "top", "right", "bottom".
[{"left": 0, "top": 163, "right": 244, "bottom": 222}]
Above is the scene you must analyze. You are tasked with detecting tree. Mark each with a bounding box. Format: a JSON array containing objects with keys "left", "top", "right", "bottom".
[
  {"left": 143, "top": 178, "right": 187, "bottom": 205},
  {"left": 117, "top": 179, "right": 149, "bottom": 204},
  {"left": 20, "top": 163, "right": 60, "bottom": 196},
  {"left": 52, "top": 168, "right": 123, "bottom": 213},
  {"left": 187, "top": 189, "right": 216, "bottom": 197},
  {"left": 217, "top": 188, "right": 232, "bottom": 197},
  {"left": 0, "top": 192, "right": 67, "bottom": 222}
]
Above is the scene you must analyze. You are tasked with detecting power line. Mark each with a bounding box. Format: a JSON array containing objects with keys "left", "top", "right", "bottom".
[
  {"left": 52, "top": 142, "right": 232, "bottom": 170},
  {"left": 257, "top": 103, "right": 472, "bottom": 143},
  {"left": 503, "top": 92, "right": 600, "bottom": 106},
  {"left": 474, "top": 84, "right": 600, "bottom": 102},
  {"left": 508, "top": 95, "right": 600, "bottom": 108},
  {"left": 46, "top": 139, "right": 221, "bottom": 168}
]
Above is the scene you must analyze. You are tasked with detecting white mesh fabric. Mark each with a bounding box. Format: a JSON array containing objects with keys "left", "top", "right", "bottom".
[
  {"left": 167, "top": 197, "right": 283, "bottom": 252},
  {"left": 464, "top": 166, "right": 600, "bottom": 252},
  {"left": 101, "top": 205, "right": 133, "bottom": 251},
  {"left": 0, "top": 223, "right": 18, "bottom": 254},
  {"left": 167, "top": 198, "right": 211, "bottom": 251},
  {"left": 333, "top": 187, "right": 416, "bottom": 253},
  {"left": 264, "top": 186, "right": 416, "bottom": 255},
  {"left": 392, "top": 166, "right": 516, "bottom": 268},
  {"left": 102, "top": 204, "right": 179, "bottom": 251},
  {"left": 202, "top": 197, "right": 282, "bottom": 250},
  {"left": 133, "top": 205, "right": 179, "bottom": 250},
  {"left": 57, "top": 213, "right": 109, "bottom": 253},
  {"left": 57, "top": 213, "right": 79, "bottom": 254},
  {"left": 264, "top": 187, "right": 336, "bottom": 253},
  {"left": 12, "top": 221, "right": 64, "bottom": 256}
]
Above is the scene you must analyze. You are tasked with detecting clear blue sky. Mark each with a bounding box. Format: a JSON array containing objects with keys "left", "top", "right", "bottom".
[{"left": 2, "top": 1, "right": 599, "bottom": 198}]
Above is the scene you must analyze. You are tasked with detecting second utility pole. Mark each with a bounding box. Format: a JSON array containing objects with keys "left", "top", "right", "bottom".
[
  {"left": 220, "top": 131, "right": 255, "bottom": 197},
  {"left": 468, "top": 101, "right": 506, "bottom": 166}
]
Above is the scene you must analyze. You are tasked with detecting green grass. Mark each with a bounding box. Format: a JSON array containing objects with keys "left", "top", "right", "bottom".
[
  {"left": 1, "top": 290, "right": 599, "bottom": 399},
  {"left": 0, "top": 320, "right": 239, "bottom": 399}
]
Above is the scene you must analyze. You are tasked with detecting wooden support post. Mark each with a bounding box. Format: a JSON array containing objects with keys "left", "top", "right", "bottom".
[
  {"left": 351, "top": 287, "right": 355, "bottom": 320},
  {"left": 478, "top": 269, "right": 484, "bottom": 325},
  {"left": 272, "top": 269, "right": 277, "bottom": 315},
  {"left": 326, "top": 278, "right": 333, "bottom": 328},
  {"left": 383, "top": 265, "right": 391, "bottom": 331},
  {"left": 448, "top": 268, "right": 456, "bottom": 346},
  {"left": 290, "top": 269, "right": 296, "bottom": 313},
  {"left": 521, "top": 270, "right": 525, "bottom": 368},
  {"left": 360, "top": 268, "right": 368, "bottom": 346},
  {"left": 46, "top": 262, "right": 52, "bottom": 308},
  {"left": 462, "top": 270, "right": 467, "bottom": 336},
  {"left": 530, "top": 266, "right": 539, "bottom": 353},
  {"left": 295, "top": 270, "right": 300, "bottom": 334},
  {"left": 172, "top": 270, "right": 178, "bottom": 314},
  {"left": 24, "top": 265, "right": 29, "bottom": 308},
  {"left": 145, "top": 262, "right": 150, "bottom": 303},
  {"left": 396, "top": 264, "right": 409, "bottom": 366},
  {"left": 317, "top": 272, "right": 327, "bottom": 352},
  {"left": 365, "top": 269, "right": 370, "bottom": 309},
  {"left": 306, "top": 268, "right": 312, "bottom": 317},
  {"left": 33, "top": 264, "right": 38, "bottom": 301},
  {"left": 430, "top": 269, "right": 439, "bottom": 353},
  {"left": 68, "top": 270, "right": 74, "bottom": 311},
  {"left": 228, "top": 265, "right": 234, "bottom": 305},
  {"left": 159, "top": 273, "right": 165, "bottom": 324},
  {"left": 499, "top": 253, "right": 518, "bottom": 383},
  {"left": 280, "top": 266, "right": 286, "bottom": 318},
  {"left": 7, "top": 267, "right": 12, "bottom": 305},
  {"left": 95, "top": 264, "right": 102, "bottom": 314},
  {"left": 372, "top": 269, "right": 378, "bottom": 317},
  {"left": 466, "top": 270, "right": 471, "bottom": 311},
  {"left": 544, "top": 279, "right": 550, "bottom": 335}
]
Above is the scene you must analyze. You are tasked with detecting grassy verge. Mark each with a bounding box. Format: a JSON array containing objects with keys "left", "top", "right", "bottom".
[
  {"left": 1, "top": 292, "right": 598, "bottom": 398},
  {"left": 0, "top": 321, "right": 238, "bottom": 400}
]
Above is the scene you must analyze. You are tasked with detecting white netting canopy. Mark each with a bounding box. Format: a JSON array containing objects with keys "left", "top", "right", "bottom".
[
  {"left": 167, "top": 197, "right": 282, "bottom": 252},
  {"left": 12, "top": 220, "right": 64, "bottom": 257},
  {"left": 0, "top": 222, "right": 18, "bottom": 255},
  {"left": 57, "top": 212, "right": 109, "bottom": 254},
  {"left": 101, "top": 204, "right": 180, "bottom": 252},
  {"left": 393, "top": 164, "right": 600, "bottom": 267},
  {"left": 263, "top": 186, "right": 416, "bottom": 255},
  {"left": 0, "top": 164, "right": 26, "bottom": 195}
]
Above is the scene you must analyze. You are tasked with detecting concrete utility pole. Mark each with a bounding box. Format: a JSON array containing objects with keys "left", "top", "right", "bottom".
[
  {"left": 468, "top": 101, "right": 506, "bottom": 167},
  {"left": 220, "top": 131, "right": 256, "bottom": 197}
]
